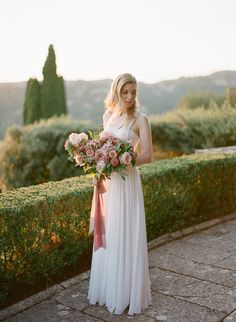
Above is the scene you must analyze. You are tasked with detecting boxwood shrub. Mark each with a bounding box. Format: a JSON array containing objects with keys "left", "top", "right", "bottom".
[
  {"left": 0, "top": 153, "right": 236, "bottom": 306},
  {"left": 150, "top": 102, "right": 236, "bottom": 153},
  {"left": 0, "top": 116, "right": 96, "bottom": 192}
]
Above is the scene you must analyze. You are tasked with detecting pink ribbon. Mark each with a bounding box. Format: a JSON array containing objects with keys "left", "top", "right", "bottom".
[{"left": 89, "top": 178, "right": 107, "bottom": 251}]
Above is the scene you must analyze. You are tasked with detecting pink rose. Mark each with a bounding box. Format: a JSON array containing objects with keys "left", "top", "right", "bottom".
[
  {"left": 99, "top": 131, "right": 113, "bottom": 143},
  {"left": 109, "top": 150, "right": 117, "bottom": 158},
  {"left": 77, "top": 144, "right": 85, "bottom": 152},
  {"left": 75, "top": 154, "right": 84, "bottom": 165},
  {"left": 111, "top": 158, "right": 119, "bottom": 167},
  {"left": 69, "top": 132, "right": 88, "bottom": 146},
  {"left": 103, "top": 156, "right": 110, "bottom": 164},
  {"left": 86, "top": 140, "right": 97, "bottom": 149},
  {"left": 119, "top": 152, "right": 132, "bottom": 165},
  {"left": 95, "top": 149, "right": 107, "bottom": 161},
  {"left": 85, "top": 148, "right": 94, "bottom": 157}
]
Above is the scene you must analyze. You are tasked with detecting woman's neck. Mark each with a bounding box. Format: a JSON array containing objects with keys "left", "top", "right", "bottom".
[{"left": 118, "top": 109, "right": 127, "bottom": 116}]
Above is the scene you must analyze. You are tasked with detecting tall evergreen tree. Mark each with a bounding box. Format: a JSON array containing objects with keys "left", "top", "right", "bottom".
[
  {"left": 41, "top": 44, "right": 67, "bottom": 119},
  {"left": 23, "top": 78, "right": 41, "bottom": 125},
  {"left": 227, "top": 88, "right": 236, "bottom": 106}
]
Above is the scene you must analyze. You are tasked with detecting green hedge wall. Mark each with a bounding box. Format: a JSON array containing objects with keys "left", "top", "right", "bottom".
[
  {"left": 150, "top": 102, "right": 236, "bottom": 153},
  {"left": 0, "top": 116, "right": 95, "bottom": 192},
  {"left": 0, "top": 153, "right": 236, "bottom": 305}
]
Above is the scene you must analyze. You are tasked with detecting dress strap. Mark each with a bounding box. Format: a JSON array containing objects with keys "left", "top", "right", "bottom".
[{"left": 127, "top": 117, "right": 137, "bottom": 131}]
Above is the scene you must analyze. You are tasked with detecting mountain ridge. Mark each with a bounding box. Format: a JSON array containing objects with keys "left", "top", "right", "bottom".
[{"left": 0, "top": 70, "right": 236, "bottom": 138}]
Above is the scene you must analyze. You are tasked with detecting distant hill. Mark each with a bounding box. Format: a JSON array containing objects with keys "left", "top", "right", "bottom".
[{"left": 0, "top": 70, "right": 236, "bottom": 138}]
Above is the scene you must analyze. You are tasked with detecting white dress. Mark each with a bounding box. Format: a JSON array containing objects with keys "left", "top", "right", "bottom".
[{"left": 87, "top": 112, "right": 152, "bottom": 315}]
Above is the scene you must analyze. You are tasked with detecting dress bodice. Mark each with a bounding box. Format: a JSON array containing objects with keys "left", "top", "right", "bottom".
[{"left": 104, "top": 112, "right": 140, "bottom": 151}]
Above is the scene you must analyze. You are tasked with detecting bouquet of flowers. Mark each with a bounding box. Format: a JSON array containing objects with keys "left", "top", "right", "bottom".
[
  {"left": 64, "top": 130, "right": 137, "bottom": 181},
  {"left": 64, "top": 130, "right": 137, "bottom": 251}
]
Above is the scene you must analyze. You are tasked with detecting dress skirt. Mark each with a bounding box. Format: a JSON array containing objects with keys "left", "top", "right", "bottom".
[{"left": 88, "top": 166, "right": 152, "bottom": 315}]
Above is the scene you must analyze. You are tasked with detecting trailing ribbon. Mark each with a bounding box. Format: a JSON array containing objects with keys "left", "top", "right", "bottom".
[{"left": 89, "top": 177, "right": 107, "bottom": 251}]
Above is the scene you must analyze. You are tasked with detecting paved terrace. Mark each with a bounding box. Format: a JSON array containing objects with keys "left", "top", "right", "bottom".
[{"left": 1, "top": 213, "right": 236, "bottom": 322}]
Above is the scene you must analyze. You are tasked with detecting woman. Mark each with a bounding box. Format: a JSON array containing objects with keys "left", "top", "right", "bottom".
[{"left": 88, "top": 73, "right": 153, "bottom": 315}]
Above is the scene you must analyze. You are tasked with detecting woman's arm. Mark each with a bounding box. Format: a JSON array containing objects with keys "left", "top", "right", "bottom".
[{"left": 135, "top": 114, "right": 153, "bottom": 166}]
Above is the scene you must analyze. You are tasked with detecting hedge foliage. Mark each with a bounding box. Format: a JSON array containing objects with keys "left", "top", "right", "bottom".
[
  {"left": 0, "top": 116, "right": 95, "bottom": 192},
  {"left": 1, "top": 101, "right": 236, "bottom": 192},
  {"left": 177, "top": 90, "right": 226, "bottom": 110},
  {"left": 150, "top": 101, "right": 236, "bottom": 153},
  {"left": 0, "top": 153, "right": 236, "bottom": 305}
]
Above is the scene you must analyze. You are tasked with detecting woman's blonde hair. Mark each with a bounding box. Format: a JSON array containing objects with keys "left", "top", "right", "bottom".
[{"left": 104, "top": 73, "right": 140, "bottom": 117}]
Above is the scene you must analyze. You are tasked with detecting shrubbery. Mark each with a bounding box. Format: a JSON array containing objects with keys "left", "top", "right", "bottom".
[
  {"left": 1, "top": 97, "right": 236, "bottom": 192},
  {"left": 0, "top": 116, "right": 96, "bottom": 192},
  {"left": 151, "top": 100, "right": 236, "bottom": 153},
  {"left": 0, "top": 153, "right": 236, "bottom": 305},
  {"left": 177, "top": 91, "right": 226, "bottom": 110}
]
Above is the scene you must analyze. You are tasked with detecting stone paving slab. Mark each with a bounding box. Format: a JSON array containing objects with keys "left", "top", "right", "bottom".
[
  {"left": 1, "top": 214, "right": 236, "bottom": 322},
  {"left": 52, "top": 280, "right": 90, "bottom": 311},
  {"left": 149, "top": 251, "right": 236, "bottom": 287},
  {"left": 5, "top": 299, "right": 102, "bottom": 322},
  {"left": 215, "top": 255, "right": 236, "bottom": 271},
  {"left": 0, "top": 285, "right": 64, "bottom": 321},
  {"left": 150, "top": 268, "right": 236, "bottom": 313},
  {"left": 150, "top": 267, "right": 236, "bottom": 313},
  {"left": 144, "top": 293, "right": 226, "bottom": 322},
  {"left": 155, "top": 237, "right": 235, "bottom": 265},
  {"left": 224, "top": 309, "right": 236, "bottom": 321},
  {"left": 183, "top": 221, "right": 236, "bottom": 243},
  {"left": 84, "top": 305, "right": 156, "bottom": 321},
  {"left": 147, "top": 214, "right": 236, "bottom": 251}
]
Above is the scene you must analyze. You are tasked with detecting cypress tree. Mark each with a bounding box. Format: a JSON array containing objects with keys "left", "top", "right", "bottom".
[
  {"left": 227, "top": 88, "right": 236, "bottom": 106},
  {"left": 41, "top": 44, "right": 67, "bottom": 119},
  {"left": 23, "top": 78, "right": 41, "bottom": 125}
]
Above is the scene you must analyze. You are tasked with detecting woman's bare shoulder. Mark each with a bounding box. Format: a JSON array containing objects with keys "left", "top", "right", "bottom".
[{"left": 136, "top": 112, "right": 150, "bottom": 124}]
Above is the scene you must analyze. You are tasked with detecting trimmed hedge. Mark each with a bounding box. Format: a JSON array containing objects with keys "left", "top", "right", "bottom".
[
  {"left": 0, "top": 175, "right": 93, "bottom": 305},
  {"left": 0, "top": 116, "right": 95, "bottom": 192},
  {"left": 150, "top": 102, "right": 236, "bottom": 153},
  {"left": 141, "top": 153, "right": 236, "bottom": 240},
  {"left": 0, "top": 153, "right": 236, "bottom": 305}
]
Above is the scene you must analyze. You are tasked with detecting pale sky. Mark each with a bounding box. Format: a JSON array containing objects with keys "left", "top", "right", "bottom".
[{"left": 0, "top": 0, "right": 236, "bottom": 83}]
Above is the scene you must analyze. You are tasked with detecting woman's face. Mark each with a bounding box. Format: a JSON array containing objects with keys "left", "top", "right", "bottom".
[{"left": 119, "top": 82, "right": 137, "bottom": 110}]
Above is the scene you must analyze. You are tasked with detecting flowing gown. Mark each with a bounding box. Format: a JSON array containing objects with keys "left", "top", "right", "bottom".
[{"left": 87, "top": 112, "right": 152, "bottom": 315}]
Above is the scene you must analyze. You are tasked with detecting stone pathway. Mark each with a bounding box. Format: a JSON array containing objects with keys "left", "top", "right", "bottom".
[{"left": 1, "top": 214, "right": 236, "bottom": 322}]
